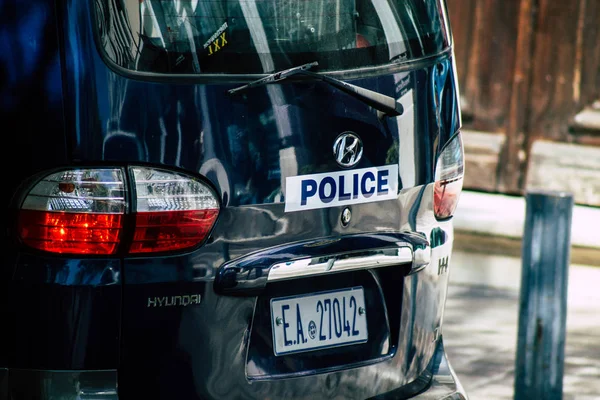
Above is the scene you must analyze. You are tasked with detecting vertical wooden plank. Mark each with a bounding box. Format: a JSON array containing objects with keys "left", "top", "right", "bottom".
[
  {"left": 463, "top": 0, "right": 521, "bottom": 133},
  {"left": 526, "top": 0, "right": 583, "bottom": 142},
  {"left": 445, "top": 0, "right": 476, "bottom": 116},
  {"left": 496, "top": 0, "right": 535, "bottom": 193},
  {"left": 579, "top": 0, "right": 600, "bottom": 108},
  {"left": 571, "top": 0, "right": 586, "bottom": 107},
  {"left": 566, "top": 0, "right": 600, "bottom": 147}
]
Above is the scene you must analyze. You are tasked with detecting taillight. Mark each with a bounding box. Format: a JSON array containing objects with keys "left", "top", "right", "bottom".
[
  {"left": 18, "top": 169, "right": 126, "bottom": 254},
  {"left": 130, "top": 167, "right": 219, "bottom": 253},
  {"left": 17, "top": 166, "right": 220, "bottom": 255},
  {"left": 434, "top": 133, "right": 464, "bottom": 219}
]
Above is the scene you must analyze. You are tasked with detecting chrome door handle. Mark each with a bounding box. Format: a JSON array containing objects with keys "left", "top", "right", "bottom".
[
  {"left": 214, "top": 232, "right": 431, "bottom": 296},
  {"left": 268, "top": 247, "right": 413, "bottom": 282}
]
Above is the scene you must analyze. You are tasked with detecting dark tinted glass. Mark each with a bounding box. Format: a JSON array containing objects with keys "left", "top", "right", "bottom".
[{"left": 95, "top": 0, "right": 449, "bottom": 74}]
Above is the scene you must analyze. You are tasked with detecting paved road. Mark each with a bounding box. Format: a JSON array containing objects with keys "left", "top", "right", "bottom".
[{"left": 443, "top": 281, "right": 600, "bottom": 400}]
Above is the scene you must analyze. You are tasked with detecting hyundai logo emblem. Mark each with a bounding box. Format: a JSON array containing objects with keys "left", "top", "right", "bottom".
[{"left": 333, "top": 132, "right": 363, "bottom": 168}]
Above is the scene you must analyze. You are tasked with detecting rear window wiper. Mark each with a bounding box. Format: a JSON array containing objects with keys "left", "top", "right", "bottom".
[{"left": 227, "top": 62, "right": 404, "bottom": 118}]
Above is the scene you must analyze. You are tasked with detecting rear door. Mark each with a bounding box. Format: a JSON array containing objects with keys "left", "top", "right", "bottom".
[{"left": 62, "top": 0, "right": 456, "bottom": 398}]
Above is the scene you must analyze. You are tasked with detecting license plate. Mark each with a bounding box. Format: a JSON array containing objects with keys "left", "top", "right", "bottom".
[{"left": 270, "top": 287, "right": 368, "bottom": 356}]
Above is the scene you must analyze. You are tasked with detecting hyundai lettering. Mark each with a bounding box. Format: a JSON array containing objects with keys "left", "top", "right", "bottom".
[{"left": 1, "top": 0, "right": 467, "bottom": 399}]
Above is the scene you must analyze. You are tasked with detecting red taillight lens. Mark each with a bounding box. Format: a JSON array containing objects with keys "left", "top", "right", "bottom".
[
  {"left": 129, "top": 167, "right": 220, "bottom": 254},
  {"left": 16, "top": 166, "right": 220, "bottom": 256},
  {"left": 18, "top": 210, "right": 123, "bottom": 254},
  {"left": 130, "top": 210, "right": 219, "bottom": 253},
  {"left": 434, "top": 133, "right": 464, "bottom": 219},
  {"left": 17, "top": 169, "right": 126, "bottom": 255}
]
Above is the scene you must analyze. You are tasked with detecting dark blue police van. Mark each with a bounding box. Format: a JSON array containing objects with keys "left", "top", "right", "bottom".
[{"left": 1, "top": 0, "right": 467, "bottom": 398}]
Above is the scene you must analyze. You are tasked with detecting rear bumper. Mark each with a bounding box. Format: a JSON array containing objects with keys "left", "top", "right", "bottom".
[
  {"left": 0, "top": 340, "right": 466, "bottom": 400},
  {"left": 0, "top": 369, "right": 117, "bottom": 400},
  {"left": 412, "top": 343, "right": 468, "bottom": 400},
  {"left": 368, "top": 339, "right": 468, "bottom": 400}
]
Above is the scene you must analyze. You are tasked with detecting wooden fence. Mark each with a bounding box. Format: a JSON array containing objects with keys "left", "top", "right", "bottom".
[{"left": 447, "top": 0, "right": 600, "bottom": 206}]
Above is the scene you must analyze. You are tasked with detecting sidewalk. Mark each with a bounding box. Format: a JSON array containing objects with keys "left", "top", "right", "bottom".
[
  {"left": 443, "top": 277, "right": 600, "bottom": 400},
  {"left": 444, "top": 191, "right": 600, "bottom": 399}
]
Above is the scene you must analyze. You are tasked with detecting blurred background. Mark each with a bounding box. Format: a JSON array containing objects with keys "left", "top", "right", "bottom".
[
  {"left": 448, "top": 0, "right": 599, "bottom": 201},
  {"left": 442, "top": 1, "right": 600, "bottom": 399}
]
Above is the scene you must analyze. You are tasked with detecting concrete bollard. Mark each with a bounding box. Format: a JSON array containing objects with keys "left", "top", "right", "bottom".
[{"left": 514, "top": 190, "right": 574, "bottom": 400}]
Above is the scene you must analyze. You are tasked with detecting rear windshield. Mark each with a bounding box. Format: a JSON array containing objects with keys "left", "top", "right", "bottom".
[{"left": 95, "top": 0, "right": 449, "bottom": 75}]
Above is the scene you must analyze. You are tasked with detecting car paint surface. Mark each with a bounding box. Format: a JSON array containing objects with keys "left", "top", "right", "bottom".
[{"left": 1, "top": 0, "right": 464, "bottom": 398}]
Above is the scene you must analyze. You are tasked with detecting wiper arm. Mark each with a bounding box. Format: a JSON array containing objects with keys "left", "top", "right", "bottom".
[
  {"left": 228, "top": 62, "right": 404, "bottom": 118},
  {"left": 300, "top": 70, "right": 404, "bottom": 118},
  {"left": 227, "top": 62, "right": 319, "bottom": 96}
]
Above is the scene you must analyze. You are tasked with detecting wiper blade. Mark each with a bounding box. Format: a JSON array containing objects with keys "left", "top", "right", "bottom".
[
  {"left": 228, "top": 62, "right": 404, "bottom": 118},
  {"left": 227, "top": 62, "right": 319, "bottom": 96}
]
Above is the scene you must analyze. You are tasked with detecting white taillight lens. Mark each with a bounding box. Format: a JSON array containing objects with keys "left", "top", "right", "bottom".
[
  {"left": 130, "top": 167, "right": 219, "bottom": 253},
  {"left": 18, "top": 169, "right": 126, "bottom": 254},
  {"left": 434, "top": 133, "right": 464, "bottom": 219}
]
